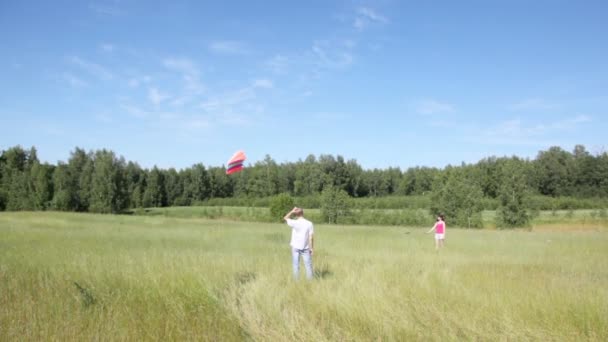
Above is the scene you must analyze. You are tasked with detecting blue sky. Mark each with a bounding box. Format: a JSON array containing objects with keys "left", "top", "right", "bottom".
[{"left": 1, "top": 1, "right": 607, "bottom": 170}]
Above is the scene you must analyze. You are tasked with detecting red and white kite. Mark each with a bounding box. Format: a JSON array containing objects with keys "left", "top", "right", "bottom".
[{"left": 226, "top": 150, "right": 246, "bottom": 175}]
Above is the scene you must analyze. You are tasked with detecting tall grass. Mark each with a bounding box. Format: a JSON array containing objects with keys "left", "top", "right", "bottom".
[{"left": 1, "top": 212, "right": 607, "bottom": 340}]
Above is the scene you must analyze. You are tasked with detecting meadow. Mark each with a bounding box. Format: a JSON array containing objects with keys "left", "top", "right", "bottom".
[
  {"left": 135, "top": 205, "right": 608, "bottom": 229},
  {"left": 1, "top": 211, "right": 607, "bottom": 341}
]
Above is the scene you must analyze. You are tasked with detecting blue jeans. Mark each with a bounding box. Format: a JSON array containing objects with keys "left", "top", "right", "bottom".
[{"left": 292, "top": 248, "right": 313, "bottom": 280}]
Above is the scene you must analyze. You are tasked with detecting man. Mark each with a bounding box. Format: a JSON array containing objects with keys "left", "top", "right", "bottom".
[{"left": 283, "top": 207, "right": 314, "bottom": 280}]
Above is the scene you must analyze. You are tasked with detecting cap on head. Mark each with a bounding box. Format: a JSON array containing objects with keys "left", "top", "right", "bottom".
[{"left": 294, "top": 208, "right": 304, "bottom": 216}]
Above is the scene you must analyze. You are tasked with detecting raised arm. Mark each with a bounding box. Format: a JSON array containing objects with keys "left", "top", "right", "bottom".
[{"left": 283, "top": 207, "right": 298, "bottom": 221}]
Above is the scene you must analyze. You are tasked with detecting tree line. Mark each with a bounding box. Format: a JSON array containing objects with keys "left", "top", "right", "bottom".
[{"left": 1, "top": 144, "right": 607, "bottom": 226}]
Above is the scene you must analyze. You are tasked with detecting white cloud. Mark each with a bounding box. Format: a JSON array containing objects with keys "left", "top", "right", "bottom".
[
  {"left": 535, "top": 114, "right": 591, "bottom": 131},
  {"left": 343, "top": 39, "right": 357, "bottom": 49},
  {"left": 571, "top": 114, "right": 592, "bottom": 123},
  {"left": 416, "top": 100, "right": 455, "bottom": 115},
  {"left": 100, "top": 43, "right": 114, "bottom": 52},
  {"left": 121, "top": 104, "right": 149, "bottom": 118},
  {"left": 208, "top": 40, "right": 250, "bottom": 55},
  {"left": 163, "top": 57, "right": 199, "bottom": 76},
  {"left": 148, "top": 87, "right": 170, "bottom": 106},
  {"left": 252, "top": 79, "right": 273, "bottom": 89},
  {"left": 477, "top": 115, "right": 593, "bottom": 145},
  {"left": 89, "top": 3, "right": 124, "bottom": 16},
  {"left": 186, "top": 117, "right": 211, "bottom": 129},
  {"left": 219, "top": 114, "right": 251, "bottom": 126},
  {"left": 266, "top": 54, "right": 289, "bottom": 74},
  {"left": 62, "top": 72, "right": 88, "bottom": 88},
  {"left": 163, "top": 57, "right": 205, "bottom": 96},
  {"left": 201, "top": 87, "right": 256, "bottom": 111},
  {"left": 354, "top": 7, "right": 388, "bottom": 31},
  {"left": 69, "top": 56, "right": 114, "bottom": 80},
  {"left": 128, "top": 78, "right": 140, "bottom": 88},
  {"left": 127, "top": 75, "right": 151, "bottom": 88},
  {"left": 95, "top": 113, "right": 113, "bottom": 123},
  {"left": 197, "top": 81, "right": 268, "bottom": 127},
  {"left": 312, "top": 41, "right": 354, "bottom": 69},
  {"left": 510, "top": 98, "right": 559, "bottom": 111}
]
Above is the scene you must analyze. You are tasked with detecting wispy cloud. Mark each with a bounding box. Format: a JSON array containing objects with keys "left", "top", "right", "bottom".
[
  {"left": 127, "top": 75, "right": 151, "bottom": 88},
  {"left": 509, "top": 98, "right": 559, "bottom": 111},
  {"left": 121, "top": 104, "right": 149, "bottom": 119},
  {"left": 89, "top": 3, "right": 125, "bottom": 16},
  {"left": 69, "top": 56, "right": 114, "bottom": 80},
  {"left": 162, "top": 57, "right": 205, "bottom": 104},
  {"left": 100, "top": 43, "right": 114, "bottom": 52},
  {"left": 148, "top": 87, "right": 170, "bottom": 106},
  {"left": 37, "top": 122, "right": 65, "bottom": 137},
  {"left": 477, "top": 115, "right": 593, "bottom": 145},
  {"left": 197, "top": 79, "right": 273, "bottom": 127},
  {"left": 208, "top": 40, "right": 250, "bottom": 55},
  {"left": 95, "top": 113, "right": 113, "bottom": 123},
  {"left": 184, "top": 116, "right": 211, "bottom": 129},
  {"left": 354, "top": 7, "right": 388, "bottom": 31},
  {"left": 163, "top": 57, "right": 199, "bottom": 76},
  {"left": 416, "top": 100, "right": 455, "bottom": 115},
  {"left": 312, "top": 40, "right": 354, "bottom": 69},
  {"left": 252, "top": 79, "right": 273, "bottom": 89},
  {"left": 62, "top": 72, "right": 88, "bottom": 88},
  {"left": 201, "top": 87, "right": 256, "bottom": 111},
  {"left": 266, "top": 54, "right": 289, "bottom": 74}
]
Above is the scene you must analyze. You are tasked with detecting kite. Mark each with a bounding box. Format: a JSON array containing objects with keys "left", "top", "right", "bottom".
[{"left": 226, "top": 150, "right": 246, "bottom": 175}]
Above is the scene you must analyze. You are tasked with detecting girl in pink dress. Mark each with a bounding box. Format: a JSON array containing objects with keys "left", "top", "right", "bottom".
[{"left": 427, "top": 215, "right": 446, "bottom": 250}]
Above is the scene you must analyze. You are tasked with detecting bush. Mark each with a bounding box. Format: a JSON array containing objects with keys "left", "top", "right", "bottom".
[
  {"left": 350, "top": 195, "right": 431, "bottom": 210},
  {"left": 321, "top": 186, "right": 352, "bottom": 224},
  {"left": 269, "top": 193, "right": 295, "bottom": 222}
]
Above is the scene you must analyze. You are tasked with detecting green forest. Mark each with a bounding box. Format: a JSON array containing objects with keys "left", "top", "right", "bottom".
[{"left": 1, "top": 144, "right": 607, "bottom": 227}]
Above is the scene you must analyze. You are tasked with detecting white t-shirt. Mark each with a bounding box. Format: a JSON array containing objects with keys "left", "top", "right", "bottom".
[{"left": 286, "top": 217, "right": 314, "bottom": 250}]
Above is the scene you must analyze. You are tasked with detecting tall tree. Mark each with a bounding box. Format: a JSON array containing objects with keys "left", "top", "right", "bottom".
[
  {"left": 247, "top": 155, "right": 279, "bottom": 197},
  {"left": 89, "top": 150, "right": 127, "bottom": 213},
  {"left": 344, "top": 159, "right": 366, "bottom": 197},
  {"left": 124, "top": 161, "right": 145, "bottom": 208},
  {"left": 186, "top": 163, "right": 210, "bottom": 202},
  {"left": 293, "top": 155, "right": 323, "bottom": 196},
  {"left": 2, "top": 146, "right": 33, "bottom": 210},
  {"left": 30, "top": 161, "right": 53, "bottom": 210},
  {"left": 208, "top": 166, "right": 232, "bottom": 198},
  {"left": 365, "top": 169, "right": 390, "bottom": 197},
  {"left": 430, "top": 168, "right": 484, "bottom": 228},
  {"left": 400, "top": 167, "right": 438, "bottom": 196},
  {"left": 142, "top": 167, "right": 167, "bottom": 208},
  {"left": 67, "top": 148, "right": 93, "bottom": 211},
  {"left": 51, "top": 163, "right": 76, "bottom": 211},
  {"left": 164, "top": 168, "right": 182, "bottom": 206},
  {"left": 496, "top": 158, "right": 533, "bottom": 228},
  {"left": 534, "top": 146, "right": 574, "bottom": 196}
]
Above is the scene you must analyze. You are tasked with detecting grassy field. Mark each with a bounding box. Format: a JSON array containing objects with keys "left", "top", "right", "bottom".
[
  {"left": 1, "top": 212, "right": 607, "bottom": 341},
  {"left": 135, "top": 205, "right": 608, "bottom": 229}
]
